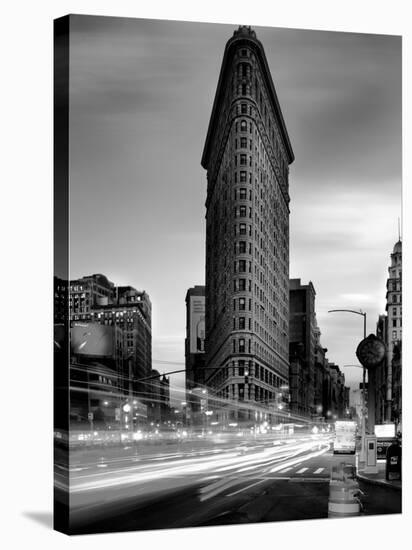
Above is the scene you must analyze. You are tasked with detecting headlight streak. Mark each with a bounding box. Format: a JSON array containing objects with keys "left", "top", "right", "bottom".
[{"left": 69, "top": 437, "right": 330, "bottom": 496}]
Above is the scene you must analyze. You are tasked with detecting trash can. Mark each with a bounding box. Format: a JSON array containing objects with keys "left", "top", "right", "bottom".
[{"left": 385, "top": 440, "right": 401, "bottom": 481}]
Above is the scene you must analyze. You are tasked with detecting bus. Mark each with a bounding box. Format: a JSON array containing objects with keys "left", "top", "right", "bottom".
[{"left": 333, "top": 420, "right": 357, "bottom": 454}]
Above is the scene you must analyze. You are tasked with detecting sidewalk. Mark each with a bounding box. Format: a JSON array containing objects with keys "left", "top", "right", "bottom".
[{"left": 355, "top": 458, "right": 402, "bottom": 491}]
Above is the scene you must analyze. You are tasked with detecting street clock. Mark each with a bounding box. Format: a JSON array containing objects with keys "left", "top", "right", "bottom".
[{"left": 356, "top": 334, "right": 386, "bottom": 368}]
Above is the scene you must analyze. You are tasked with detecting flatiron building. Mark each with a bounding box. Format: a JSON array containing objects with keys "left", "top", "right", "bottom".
[{"left": 201, "top": 26, "right": 294, "bottom": 418}]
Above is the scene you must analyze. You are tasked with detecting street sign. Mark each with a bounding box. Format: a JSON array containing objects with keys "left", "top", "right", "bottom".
[
  {"left": 376, "top": 437, "right": 396, "bottom": 459},
  {"left": 115, "top": 408, "right": 120, "bottom": 421},
  {"left": 88, "top": 412, "right": 94, "bottom": 421}
]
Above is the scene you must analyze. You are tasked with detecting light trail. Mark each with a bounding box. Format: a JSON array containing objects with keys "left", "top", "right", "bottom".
[{"left": 68, "top": 436, "right": 331, "bottom": 501}]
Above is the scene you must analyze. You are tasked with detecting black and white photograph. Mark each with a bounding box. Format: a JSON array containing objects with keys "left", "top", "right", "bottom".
[
  {"left": 2, "top": 2, "right": 409, "bottom": 548},
  {"left": 53, "top": 13, "right": 403, "bottom": 535}
]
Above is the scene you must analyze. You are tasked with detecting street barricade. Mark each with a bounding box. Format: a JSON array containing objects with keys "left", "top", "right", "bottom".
[{"left": 328, "top": 462, "right": 362, "bottom": 518}]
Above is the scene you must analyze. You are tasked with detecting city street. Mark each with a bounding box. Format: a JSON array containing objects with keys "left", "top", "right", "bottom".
[{"left": 55, "top": 433, "right": 401, "bottom": 534}]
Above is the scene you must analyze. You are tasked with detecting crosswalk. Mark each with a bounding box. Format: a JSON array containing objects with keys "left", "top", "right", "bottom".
[{"left": 275, "top": 465, "right": 326, "bottom": 476}]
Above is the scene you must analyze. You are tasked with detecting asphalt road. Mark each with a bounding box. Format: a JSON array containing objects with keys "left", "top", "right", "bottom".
[{"left": 55, "top": 434, "right": 401, "bottom": 534}]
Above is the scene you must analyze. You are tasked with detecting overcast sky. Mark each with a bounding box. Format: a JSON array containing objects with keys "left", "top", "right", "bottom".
[{"left": 68, "top": 15, "right": 401, "bottom": 398}]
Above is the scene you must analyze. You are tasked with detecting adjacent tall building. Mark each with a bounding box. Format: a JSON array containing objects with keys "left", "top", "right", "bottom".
[
  {"left": 385, "top": 239, "right": 402, "bottom": 423},
  {"left": 201, "top": 26, "right": 294, "bottom": 419},
  {"left": 55, "top": 273, "right": 153, "bottom": 428},
  {"left": 375, "top": 239, "right": 402, "bottom": 428},
  {"left": 289, "top": 279, "right": 317, "bottom": 416}
]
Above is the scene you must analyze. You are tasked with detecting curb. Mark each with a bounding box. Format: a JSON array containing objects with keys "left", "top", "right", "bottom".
[{"left": 355, "top": 472, "right": 402, "bottom": 491}]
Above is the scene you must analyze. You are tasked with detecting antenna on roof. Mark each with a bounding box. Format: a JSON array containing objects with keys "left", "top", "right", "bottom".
[{"left": 398, "top": 217, "right": 401, "bottom": 241}]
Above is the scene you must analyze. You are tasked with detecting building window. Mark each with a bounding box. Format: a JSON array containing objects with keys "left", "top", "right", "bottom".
[
  {"left": 240, "top": 120, "right": 247, "bottom": 132},
  {"left": 240, "top": 171, "right": 247, "bottom": 182},
  {"left": 392, "top": 330, "right": 397, "bottom": 340},
  {"left": 239, "top": 223, "right": 247, "bottom": 235},
  {"left": 239, "top": 260, "right": 246, "bottom": 272},
  {"left": 241, "top": 103, "right": 247, "bottom": 114},
  {"left": 239, "top": 339, "right": 245, "bottom": 353},
  {"left": 393, "top": 319, "right": 397, "bottom": 327},
  {"left": 240, "top": 137, "right": 247, "bottom": 148},
  {"left": 239, "top": 241, "right": 246, "bottom": 253},
  {"left": 239, "top": 317, "right": 246, "bottom": 330},
  {"left": 239, "top": 206, "right": 247, "bottom": 217},
  {"left": 238, "top": 383, "right": 245, "bottom": 401},
  {"left": 240, "top": 154, "right": 247, "bottom": 165},
  {"left": 239, "top": 188, "right": 247, "bottom": 200},
  {"left": 239, "top": 279, "right": 246, "bottom": 291},
  {"left": 239, "top": 298, "right": 246, "bottom": 310},
  {"left": 238, "top": 360, "right": 245, "bottom": 376}
]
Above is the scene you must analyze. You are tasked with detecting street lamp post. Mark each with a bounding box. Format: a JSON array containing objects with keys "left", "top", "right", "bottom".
[
  {"left": 343, "top": 364, "right": 367, "bottom": 442},
  {"left": 328, "top": 309, "right": 367, "bottom": 462}
]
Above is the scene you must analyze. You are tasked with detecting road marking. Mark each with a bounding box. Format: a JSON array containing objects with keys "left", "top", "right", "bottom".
[
  {"left": 279, "top": 467, "right": 293, "bottom": 473},
  {"left": 97, "top": 464, "right": 108, "bottom": 468},
  {"left": 199, "top": 477, "right": 242, "bottom": 501},
  {"left": 296, "top": 467, "right": 308, "bottom": 474},
  {"left": 226, "top": 479, "right": 266, "bottom": 497},
  {"left": 314, "top": 468, "right": 325, "bottom": 474}
]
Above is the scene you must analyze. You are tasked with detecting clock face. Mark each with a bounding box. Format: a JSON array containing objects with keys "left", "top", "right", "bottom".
[{"left": 356, "top": 336, "right": 386, "bottom": 367}]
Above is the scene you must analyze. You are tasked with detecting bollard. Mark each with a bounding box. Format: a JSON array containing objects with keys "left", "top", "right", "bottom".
[{"left": 328, "top": 462, "right": 361, "bottom": 518}]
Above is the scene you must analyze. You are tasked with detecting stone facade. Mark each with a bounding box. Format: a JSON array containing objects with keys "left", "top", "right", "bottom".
[
  {"left": 201, "top": 26, "right": 294, "bottom": 420},
  {"left": 57, "top": 273, "right": 152, "bottom": 398},
  {"left": 289, "top": 279, "right": 317, "bottom": 416},
  {"left": 375, "top": 240, "right": 402, "bottom": 428}
]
